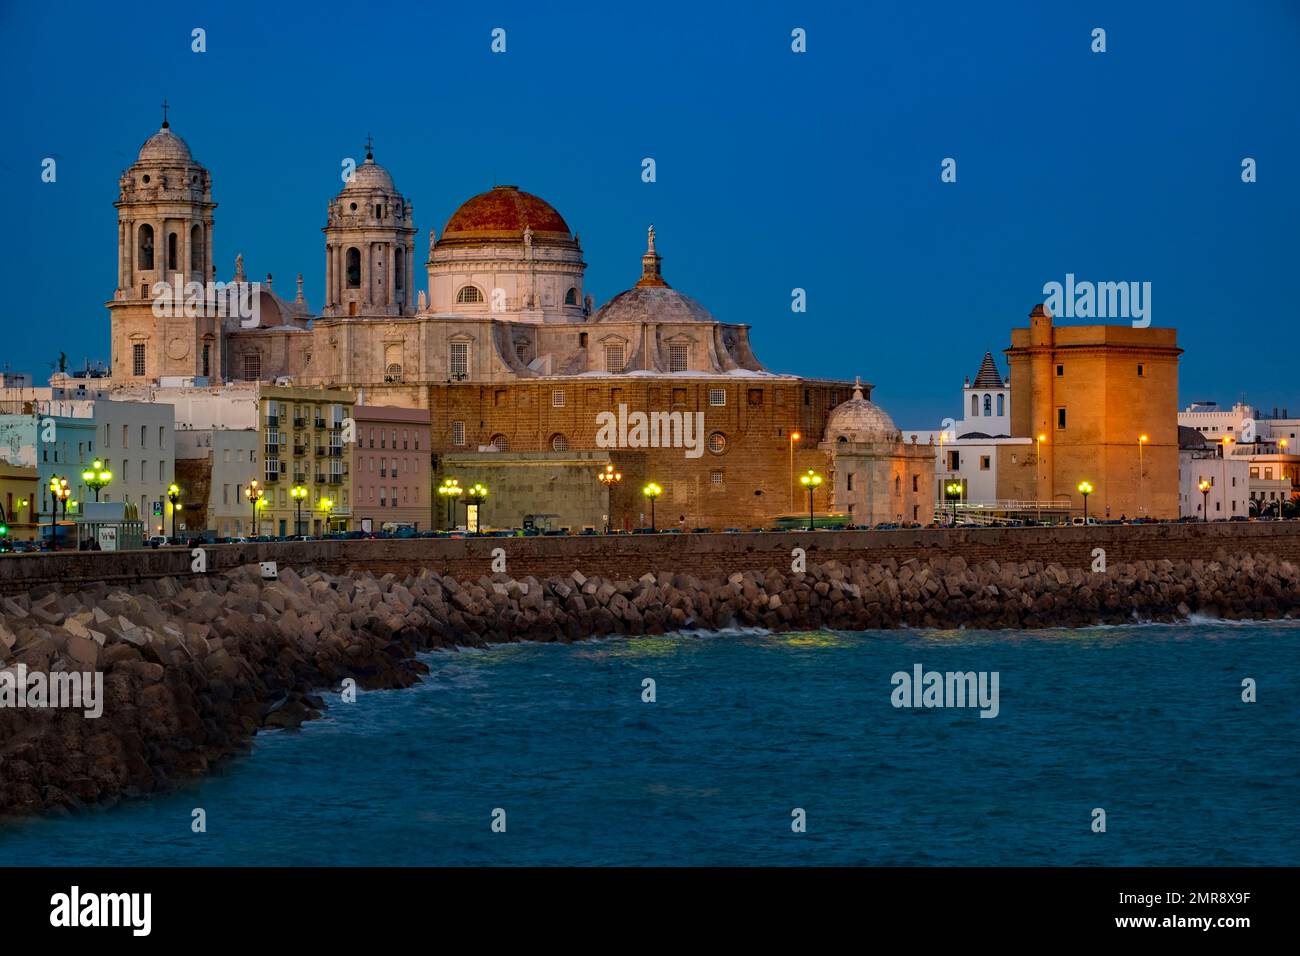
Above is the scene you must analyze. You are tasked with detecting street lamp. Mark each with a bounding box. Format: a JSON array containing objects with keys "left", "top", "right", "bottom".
[
  {"left": 946, "top": 481, "right": 963, "bottom": 527},
  {"left": 1078, "top": 480, "right": 1093, "bottom": 524},
  {"left": 1220, "top": 436, "right": 1234, "bottom": 520},
  {"left": 643, "top": 482, "right": 662, "bottom": 532},
  {"left": 465, "top": 483, "right": 488, "bottom": 533},
  {"left": 597, "top": 463, "right": 622, "bottom": 534},
  {"left": 800, "top": 468, "right": 823, "bottom": 531},
  {"left": 437, "top": 478, "right": 463, "bottom": 530},
  {"left": 48, "top": 475, "right": 70, "bottom": 549},
  {"left": 789, "top": 431, "right": 801, "bottom": 512},
  {"left": 1198, "top": 479, "right": 1211, "bottom": 522},
  {"left": 167, "top": 482, "right": 181, "bottom": 541},
  {"left": 290, "top": 484, "right": 308, "bottom": 536},
  {"left": 1036, "top": 433, "right": 1046, "bottom": 523},
  {"left": 1137, "top": 434, "right": 1149, "bottom": 518},
  {"left": 82, "top": 459, "right": 112, "bottom": 502},
  {"left": 244, "top": 479, "right": 264, "bottom": 537},
  {"left": 320, "top": 496, "right": 334, "bottom": 533}
]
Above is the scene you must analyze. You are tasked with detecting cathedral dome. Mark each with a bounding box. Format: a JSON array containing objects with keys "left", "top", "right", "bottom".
[
  {"left": 343, "top": 156, "right": 395, "bottom": 193},
  {"left": 826, "top": 379, "right": 897, "bottom": 442},
  {"left": 594, "top": 285, "right": 715, "bottom": 324},
  {"left": 137, "top": 125, "right": 193, "bottom": 164},
  {"left": 440, "top": 186, "right": 572, "bottom": 245}
]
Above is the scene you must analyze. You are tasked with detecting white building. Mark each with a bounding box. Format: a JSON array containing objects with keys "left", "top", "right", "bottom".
[
  {"left": 904, "top": 352, "right": 1035, "bottom": 518},
  {"left": 1178, "top": 427, "right": 1250, "bottom": 519}
]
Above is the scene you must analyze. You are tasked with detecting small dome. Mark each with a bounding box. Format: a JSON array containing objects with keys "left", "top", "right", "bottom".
[
  {"left": 826, "top": 379, "right": 897, "bottom": 442},
  {"left": 593, "top": 285, "right": 715, "bottom": 324},
  {"left": 343, "top": 156, "right": 395, "bottom": 193},
  {"left": 441, "top": 186, "right": 572, "bottom": 244},
  {"left": 137, "top": 126, "right": 193, "bottom": 164}
]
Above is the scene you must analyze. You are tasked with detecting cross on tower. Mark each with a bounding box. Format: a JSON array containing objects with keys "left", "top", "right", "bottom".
[
  {"left": 364, "top": 133, "right": 374, "bottom": 160},
  {"left": 161, "top": 98, "right": 170, "bottom": 128}
]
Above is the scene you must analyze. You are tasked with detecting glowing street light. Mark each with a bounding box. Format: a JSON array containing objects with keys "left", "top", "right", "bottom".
[
  {"left": 81, "top": 459, "right": 112, "bottom": 502},
  {"left": 48, "top": 475, "right": 70, "bottom": 549},
  {"left": 1198, "top": 479, "right": 1211, "bottom": 522},
  {"left": 465, "top": 483, "right": 488, "bottom": 534},
  {"left": 1077, "top": 480, "right": 1094, "bottom": 524},
  {"left": 320, "top": 496, "right": 335, "bottom": 533},
  {"left": 643, "top": 482, "right": 662, "bottom": 532},
  {"left": 244, "top": 479, "right": 264, "bottom": 536},
  {"left": 946, "top": 480, "right": 963, "bottom": 527},
  {"left": 437, "top": 477, "right": 463, "bottom": 530},
  {"left": 800, "top": 468, "right": 823, "bottom": 531},
  {"left": 1036, "top": 433, "right": 1047, "bottom": 523},
  {"left": 290, "top": 484, "right": 309, "bottom": 536},
  {"left": 598, "top": 463, "right": 622, "bottom": 534},
  {"left": 167, "top": 482, "right": 181, "bottom": 541},
  {"left": 1138, "top": 434, "right": 1149, "bottom": 517},
  {"left": 789, "top": 431, "right": 801, "bottom": 511}
]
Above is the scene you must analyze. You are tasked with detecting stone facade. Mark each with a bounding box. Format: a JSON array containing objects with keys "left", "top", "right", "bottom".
[{"left": 1005, "top": 305, "right": 1182, "bottom": 519}]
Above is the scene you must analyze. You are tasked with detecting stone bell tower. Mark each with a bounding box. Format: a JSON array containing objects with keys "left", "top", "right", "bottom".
[
  {"left": 108, "top": 105, "right": 220, "bottom": 383},
  {"left": 321, "top": 137, "right": 417, "bottom": 318}
]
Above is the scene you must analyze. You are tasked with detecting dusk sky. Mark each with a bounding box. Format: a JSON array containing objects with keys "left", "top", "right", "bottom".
[{"left": 4, "top": 0, "right": 1297, "bottom": 426}]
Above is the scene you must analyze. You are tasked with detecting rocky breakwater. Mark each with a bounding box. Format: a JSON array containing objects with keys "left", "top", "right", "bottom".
[{"left": 2, "top": 550, "right": 1299, "bottom": 816}]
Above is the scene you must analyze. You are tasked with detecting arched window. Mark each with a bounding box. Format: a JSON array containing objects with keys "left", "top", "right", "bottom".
[
  {"left": 551, "top": 433, "right": 569, "bottom": 452},
  {"left": 491, "top": 434, "right": 510, "bottom": 451},
  {"left": 971, "top": 394, "right": 979, "bottom": 416},
  {"left": 167, "top": 232, "right": 178, "bottom": 271},
  {"left": 895, "top": 475, "right": 901, "bottom": 495},
  {"left": 456, "top": 285, "right": 484, "bottom": 304},
  {"left": 983, "top": 394, "right": 992, "bottom": 415},
  {"left": 395, "top": 249, "right": 404, "bottom": 291},
  {"left": 190, "top": 224, "right": 203, "bottom": 272},
  {"left": 564, "top": 287, "right": 579, "bottom": 306},
  {"left": 345, "top": 248, "right": 361, "bottom": 288},
  {"left": 138, "top": 224, "right": 155, "bottom": 270},
  {"left": 385, "top": 363, "right": 402, "bottom": 382},
  {"left": 708, "top": 432, "right": 727, "bottom": 454},
  {"left": 997, "top": 393, "right": 1004, "bottom": 416}
]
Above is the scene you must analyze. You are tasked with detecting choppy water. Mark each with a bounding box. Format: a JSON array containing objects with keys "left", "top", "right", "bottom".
[{"left": 2, "top": 621, "right": 1296, "bottom": 866}]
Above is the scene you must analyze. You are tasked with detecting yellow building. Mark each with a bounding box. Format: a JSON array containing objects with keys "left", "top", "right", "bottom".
[
  {"left": 256, "top": 386, "right": 355, "bottom": 535},
  {"left": 1005, "top": 304, "right": 1181, "bottom": 519},
  {"left": 0, "top": 462, "right": 39, "bottom": 541}
]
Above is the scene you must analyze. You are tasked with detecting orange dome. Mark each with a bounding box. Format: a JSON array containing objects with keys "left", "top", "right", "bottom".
[{"left": 440, "top": 185, "right": 573, "bottom": 245}]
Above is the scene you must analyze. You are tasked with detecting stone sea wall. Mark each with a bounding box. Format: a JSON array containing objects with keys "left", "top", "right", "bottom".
[{"left": 3, "top": 547, "right": 1300, "bottom": 816}]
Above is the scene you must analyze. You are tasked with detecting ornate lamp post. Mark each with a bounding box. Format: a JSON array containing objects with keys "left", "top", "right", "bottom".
[
  {"left": 800, "top": 468, "right": 823, "bottom": 531},
  {"left": 244, "top": 479, "right": 264, "bottom": 537},
  {"left": 946, "top": 480, "right": 962, "bottom": 527},
  {"left": 1198, "top": 479, "right": 1211, "bottom": 522},
  {"left": 167, "top": 482, "right": 181, "bottom": 541},
  {"left": 464, "top": 483, "right": 488, "bottom": 533},
  {"left": 598, "top": 463, "right": 622, "bottom": 533},
  {"left": 290, "top": 484, "right": 308, "bottom": 536},
  {"left": 48, "top": 475, "right": 70, "bottom": 549},
  {"left": 82, "top": 459, "right": 112, "bottom": 502},
  {"left": 437, "top": 478, "right": 463, "bottom": 530},
  {"left": 1078, "top": 480, "right": 1094, "bottom": 524},
  {"left": 642, "top": 482, "right": 662, "bottom": 532},
  {"left": 320, "top": 496, "right": 335, "bottom": 534}
]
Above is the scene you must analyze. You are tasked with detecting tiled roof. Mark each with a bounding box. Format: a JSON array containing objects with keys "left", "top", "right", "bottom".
[{"left": 972, "top": 351, "right": 1004, "bottom": 388}]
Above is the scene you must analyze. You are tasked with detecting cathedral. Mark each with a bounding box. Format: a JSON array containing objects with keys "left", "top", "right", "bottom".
[{"left": 106, "top": 118, "right": 932, "bottom": 528}]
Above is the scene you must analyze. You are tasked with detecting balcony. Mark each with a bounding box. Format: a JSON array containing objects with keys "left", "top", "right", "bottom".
[
  {"left": 264, "top": 472, "right": 280, "bottom": 483},
  {"left": 292, "top": 472, "right": 308, "bottom": 484},
  {"left": 328, "top": 446, "right": 343, "bottom": 457},
  {"left": 315, "top": 446, "right": 326, "bottom": 457},
  {"left": 293, "top": 444, "right": 307, "bottom": 456},
  {"left": 267, "top": 415, "right": 279, "bottom": 428},
  {"left": 314, "top": 419, "right": 326, "bottom": 429},
  {"left": 293, "top": 416, "right": 307, "bottom": 428}
]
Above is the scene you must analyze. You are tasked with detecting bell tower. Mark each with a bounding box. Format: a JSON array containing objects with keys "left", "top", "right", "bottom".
[
  {"left": 108, "top": 105, "right": 220, "bottom": 382},
  {"left": 321, "top": 137, "right": 416, "bottom": 318}
]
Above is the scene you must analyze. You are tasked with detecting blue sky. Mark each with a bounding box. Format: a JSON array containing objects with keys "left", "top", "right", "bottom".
[{"left": 4, "top": 0, "right": 1297, "bottom": 426}]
